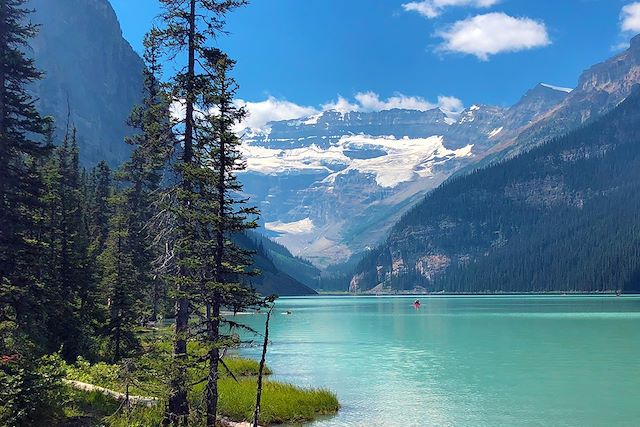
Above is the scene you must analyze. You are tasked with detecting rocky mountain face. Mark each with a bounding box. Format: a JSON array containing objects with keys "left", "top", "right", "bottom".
[
  {"left": 28, "top": 0, "right": 144, "bottom": 167},
  {"left": 241, "top": 85, "right": 570, "bottom": 266},
  {"left": 496, "top": 34, "right": 640, "bottom": 158},
  {"left": 350, "top": 87, "right": 640, "bottom": 293}
]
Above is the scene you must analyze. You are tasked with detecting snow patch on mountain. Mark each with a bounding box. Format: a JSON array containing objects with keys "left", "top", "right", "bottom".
[
  {"left": 242, "top": 134, "right": 473, "bottom": 188},
  {"left": 303, "top": 113, "right": 323, "bottom": 125},
  {"left": 266, "top": 218, "right": 315, "bottom": 234},
  {"left": 241, "top": 143, "right": 349, "bottom": 174},
  {"left": 540, "top": 83, "right": 573, "bottom": 93},
  {"left": 488, "top": 126, "right": 504, "bottom": 138},
  {"left": 322, "top": 135, "right": 473, "bottom": 188}
]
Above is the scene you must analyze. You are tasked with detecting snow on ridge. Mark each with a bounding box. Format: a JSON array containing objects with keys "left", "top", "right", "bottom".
[
  {"left": 488, "top": 126, "right": 503, "bottom": 138},
  {"left": 303, "top": 113, "right": 323, "bottom": 125},
  {"left": 321, "top": 135, "right": 473, "bottom": 188},
  {"left": 265, "top": 218, "right": 315, "bottom": 234},
  {"left": 241, "top": 143, "right": 349, "bottom": 175},
  {"left": 241, "top": 133, "right": 475, "bottom": 188},
  {"left": 540, "top": 83, "right": 573, "bottom": 93}
]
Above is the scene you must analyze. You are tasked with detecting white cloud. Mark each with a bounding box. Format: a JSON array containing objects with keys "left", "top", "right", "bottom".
[
  {"left": 321, "top": 95, "right": 360, "bottom": 113},
  {"left": 621, "top": 2, "right": 640, "bottom": 33},
  {"left": 437, "top": 95, "right": 465, "bottom": 113},
  {"left": 354, "top": 91, "right": 434, "bottom": 111},
  {"left": 437, "top": 12, "right": 550, "bottom": 60},
  {"left": 323, "top": 92, "right": 464, "bottom": 113},
  {"left": 237, "top": 96, "right": 318, "bottom": 129},
  {"left": 235, "top": 92, "right": 465, "bottom": 131},
  {"left": 402, "top": 0, "right": 499, "bottom": 19}
]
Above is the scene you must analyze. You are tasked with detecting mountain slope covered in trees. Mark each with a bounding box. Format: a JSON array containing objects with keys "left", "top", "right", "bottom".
[{"left": 351, "top": 87, "right": 640, "bottom": 293}]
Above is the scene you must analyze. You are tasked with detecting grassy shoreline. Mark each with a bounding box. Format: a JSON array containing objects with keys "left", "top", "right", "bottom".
[{"left": 61, "top": 355, "right": 338, "bottom": 426}]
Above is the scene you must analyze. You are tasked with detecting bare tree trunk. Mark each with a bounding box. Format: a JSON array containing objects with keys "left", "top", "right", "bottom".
[
  {"left": 206, "top": 299, "right": 221, "bottom": 427},
  {"left": 166, "top": 295, "right": 189, "bottom": 426},
  {"left": 253, "top": 305, "right": 273, "bottom": 427},
  {"left": 151, "top": 278, "right": 159, "bottom": 322}
]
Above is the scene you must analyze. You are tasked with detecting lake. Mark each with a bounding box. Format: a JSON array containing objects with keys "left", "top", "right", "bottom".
[{"left": 238, "top": 295, "right": 640, "bottom": 426}]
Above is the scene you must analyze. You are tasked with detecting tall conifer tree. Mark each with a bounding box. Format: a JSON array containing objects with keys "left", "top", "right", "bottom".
[
  {"left": 122, "top": 31, "right": 173, "bottom": 324},
  {"left": 199, "top": 47, "right": 265, "bottom": 427},
  {"left": 0, "top": 0, "right": 49, "bottom": 353},
  {"left": 150, "top": 1, "right": 247, "bottom": 423},
  {"left": 98, "top": 191, "right": 141, "bottom": 362}
]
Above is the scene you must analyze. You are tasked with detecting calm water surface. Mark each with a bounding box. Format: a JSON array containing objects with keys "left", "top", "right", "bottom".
[{"left": 238, "top": 295, "right": 640, "bottom": 426}]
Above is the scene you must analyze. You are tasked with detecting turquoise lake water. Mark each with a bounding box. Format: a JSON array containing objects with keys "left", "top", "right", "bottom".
[{"left": 238, "top": 295, "right": 640, "bottom": 426}]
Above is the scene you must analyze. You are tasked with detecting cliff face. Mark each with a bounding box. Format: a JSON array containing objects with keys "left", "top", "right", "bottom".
[{"left": 28, "top": 0, "right": 144, "bottom": 167}]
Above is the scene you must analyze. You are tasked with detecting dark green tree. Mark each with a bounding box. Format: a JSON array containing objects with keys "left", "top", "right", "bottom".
[
  {"left": 0, "top": 1, "right": 64, "bottom": 423},
  {"left": 151, "top": 1, "right": 248, "bottom": 423},
  {"left": 121, "top": 30, "right": 173, "bottom": 324},
  {"left": 0, "top": 0, "right": 49, "bottom": 352},
  {"left": 40, "top": 130, "right": 94, "bottom": 359},
  {"left": 98, "top": 191, "right": 141, "bottom": 362},
  {"left": 87, "top": 160, "right": 112, "bottom": 259},
  {"left": 199, "top": 48, "right": 265, "bottom": 427}
]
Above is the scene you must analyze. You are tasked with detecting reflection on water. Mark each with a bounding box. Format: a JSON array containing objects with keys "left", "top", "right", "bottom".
[{"left": 237, "top": 295, "right": 640, "bottom": 427}]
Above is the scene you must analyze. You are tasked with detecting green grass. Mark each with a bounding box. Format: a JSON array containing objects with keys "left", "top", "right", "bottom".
[
  {"left": 60, "top": 388, "right": 164, "bottom": 427},
  {"left": 221, "top": 357, "right": 272, "bottom": 377},
  {"left": 59, "top": 388, "right": 120, "bottom": 426},
  {"left": 218, "top": 378, "right": 339, "bottom": 425},
  {"left": 62, "top": 355, "right": 337, "bottom": 425},
  {"left": 65, "top": 358, "right": 120, "bottom": 390}
]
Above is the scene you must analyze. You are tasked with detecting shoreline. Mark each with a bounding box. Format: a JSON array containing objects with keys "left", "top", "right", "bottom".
[{"left": 311, "top": 291, "right": 634, "bottom": 297}]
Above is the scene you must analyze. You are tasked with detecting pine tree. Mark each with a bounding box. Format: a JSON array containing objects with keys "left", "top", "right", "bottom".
[
  {"left": 151, "top": 2, "right": 247, "bottom": 423},
  {"left": 199, "top": 47, "right": 266, "bottom": 427},
  {"left": 98, "top": 191, "right": 141, "bottom": 362},
  {"left": 87, "top": 161, "right": 112, "bottom": 259},
  {"left": 121, "top": 30, "right": 173, "bottom": 324},
  {"left": 40, "top": 129, "right": 94, "bottom": 359},
  {"left": 0, "top": 0, "right": 49, "bottom": 354},
  {"left": 0, "top": 2, "right": 65, "bottom": 423},
  {"left": 150, "top": 2, "right": 274, "bottom": 424}
]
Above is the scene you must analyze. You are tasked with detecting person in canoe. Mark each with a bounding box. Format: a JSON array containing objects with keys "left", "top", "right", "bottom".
[{"left": 413, "top": 299, "right": 421, "bottom": 309}]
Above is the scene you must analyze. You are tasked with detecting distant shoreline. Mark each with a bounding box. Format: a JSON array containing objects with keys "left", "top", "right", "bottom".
[{"left": 312, "top": 291, "right": 634, "bottom": 297}]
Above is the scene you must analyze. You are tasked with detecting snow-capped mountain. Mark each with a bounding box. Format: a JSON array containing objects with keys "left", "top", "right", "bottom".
[{"left": 240, "top": 83, "right": 571, "bottom": 266}]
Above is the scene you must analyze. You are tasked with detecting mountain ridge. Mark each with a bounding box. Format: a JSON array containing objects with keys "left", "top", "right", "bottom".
[{"left": 240, "top": 81, "right": 572, "bottom": 266}]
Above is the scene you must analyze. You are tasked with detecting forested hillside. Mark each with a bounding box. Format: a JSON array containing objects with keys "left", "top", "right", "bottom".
[
  {"left": 247, "top": 231, "right": 321, "bottom": 288},
  {"left": 351, "top": 87, "right": 640, "bottom": 293}
]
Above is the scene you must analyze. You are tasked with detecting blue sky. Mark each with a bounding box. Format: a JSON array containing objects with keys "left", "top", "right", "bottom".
[{"left": 110, "top": 0, "right": 640, "bottom": 127}]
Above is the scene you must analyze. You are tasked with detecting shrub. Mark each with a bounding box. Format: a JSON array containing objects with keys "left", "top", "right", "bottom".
[{"left": 0, "top": 353, "right": 66, "bottom": 426}]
